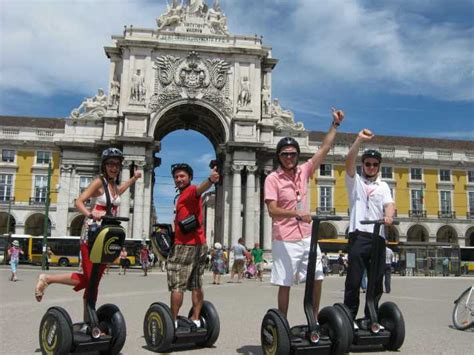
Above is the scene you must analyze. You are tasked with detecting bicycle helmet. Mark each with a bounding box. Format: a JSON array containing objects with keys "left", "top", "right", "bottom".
[
  {"left": 276, "top": 137, "right": 300, "bottom": 156},
  {"left": 171, "top": 163, "right": 193, "bottom": 179},
  {"left": 101, "top": 147, "right": 124, "bottom": 164},
  {"left": 361, "top": 149, "right": 382, "bottom": 163}
]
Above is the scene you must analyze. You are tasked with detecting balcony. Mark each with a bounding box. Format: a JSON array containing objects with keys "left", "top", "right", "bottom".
[
  {"left": 0, "top": 196, "right": 14, "bottom": 204},
  {"left": 29, "top": 197, "right": 46, "bottom": 205},
  {"left": 316, "top": 207, "right": 336, "bottom": 216},
  {"left": 467, "top": 211, "right": 474, "bottom": 219},
  {"left": 409, "top": 210, "right": 427, "bottom": 218},
  {"left": 438, "top": 211, "right": 456, "bottom": 219}
]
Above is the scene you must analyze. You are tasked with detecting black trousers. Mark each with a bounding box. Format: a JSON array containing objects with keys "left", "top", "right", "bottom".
[
  {"left": 384, "top": 264, "right": 392, "bottom": 293},
  {"left": 344, "top": 232, "right": 386, "bottom": 319}
]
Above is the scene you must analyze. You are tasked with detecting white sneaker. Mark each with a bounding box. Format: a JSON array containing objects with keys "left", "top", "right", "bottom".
[
  {"left": 193, "top": 319, "right": 201, "bottom": 328},
  {"left": 174, "top": 320, "right": 178, "bottom": 328}
]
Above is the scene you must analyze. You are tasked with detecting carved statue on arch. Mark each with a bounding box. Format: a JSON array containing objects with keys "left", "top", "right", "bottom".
[
  {"left": 70, "top": 88, "right": 107, "bottom": 119},
  {"left": 237, "top": 76, "right": 251, "bottom": 107}
]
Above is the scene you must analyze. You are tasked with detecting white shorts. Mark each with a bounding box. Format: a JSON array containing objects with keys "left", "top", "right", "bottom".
[{"left": 271, "top": 236, "right": 324, "bottom": 286}]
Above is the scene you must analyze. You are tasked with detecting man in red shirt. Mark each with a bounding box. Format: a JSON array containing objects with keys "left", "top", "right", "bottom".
[{"left": 168, "top": 163, "right": 220, "bottom": 328}]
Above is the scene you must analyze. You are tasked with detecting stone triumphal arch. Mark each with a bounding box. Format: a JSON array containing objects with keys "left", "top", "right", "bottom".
[{"left": 55, "top": 1, "right": 311, "bottom": 249}]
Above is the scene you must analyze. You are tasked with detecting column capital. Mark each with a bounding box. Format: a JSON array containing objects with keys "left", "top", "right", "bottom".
[
  {"left": 122, "top": 159, "right": 132, "bottom": 168},
  {"left": 263, "top": 166, "right": 274, "bottom": 176},
  {"left": 135, "top": 160, "right": 146, "bottom": 169},
  {"left": 231, "top": 164, "right": 244, "bottom": 173},
  {"left": 60, "top": 164, "right": 74, "bottom": 174},
  {"left": 246, "top": 165, "right": 258, "bottom": 174}
]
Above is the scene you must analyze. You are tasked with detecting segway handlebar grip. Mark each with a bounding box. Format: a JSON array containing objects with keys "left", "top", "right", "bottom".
[
  {"left": 102, "top": 216, "right": 129, "bottom": 223},
  {"left": 312, "top": 215, "right": 343, "bottom": 222},
  {"left": 360, "top": 219, "right": 399, "bottom": 225}
]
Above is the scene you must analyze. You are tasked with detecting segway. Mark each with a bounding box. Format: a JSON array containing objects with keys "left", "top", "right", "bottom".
[
  {"left": 334, "top": 220, "right": 405, "bottom": 351},
  {"left": 261, "top": 216, "right": 351, "bottom": 355},
  {"left": 39, "top": 215, "right": 129, "bottom": 355},
  {"left": 144, "top": 239, "right": 220, "bottom": 352}
]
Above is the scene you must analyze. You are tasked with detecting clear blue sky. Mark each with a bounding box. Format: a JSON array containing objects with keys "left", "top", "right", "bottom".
[{"left": 1, "top": 0, "right": 473, "bottom": 223}]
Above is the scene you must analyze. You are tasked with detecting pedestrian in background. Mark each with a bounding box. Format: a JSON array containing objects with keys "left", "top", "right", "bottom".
[
  {"left": 211, "top": 242, "right": 226, "bottom": 285},
  {"left": 8, "top": 240, "right": 24, "bottom": 281},
  {"left": 140, "top": 244, "right": 151, "bottom": 276},
  {"left": 251, "top": 243, "right": 264, "bottom": 282},
  {"left": 229, "top": 238, "right": 246, "bottom": 283},
  {"left": 385, "top": 246, "right": 394, "bottom": 293},
  {"left": 118, "top": 247, "right": 128, "bottom": 275},
  {"left": 442, "top": 256, "right": 449, "bottom": 276}
]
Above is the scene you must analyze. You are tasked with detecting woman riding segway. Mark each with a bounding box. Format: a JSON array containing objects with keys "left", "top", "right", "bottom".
[{"left": 35, "top": 147, "right": 141, "bottom": 354}]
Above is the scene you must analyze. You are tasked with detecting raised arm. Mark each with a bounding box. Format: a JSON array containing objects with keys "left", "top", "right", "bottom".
[
  {"left": 196, "top": 167, "right": 220, "bottom": 197},
  {"left": 118, "top": 169, "right": 142, "bottom": 195},
  {"left": 346, "top": 129, "right": 374, "bottom": 177},
  {"left": 309, "top": 108, "right": 344, "bottom": 175}
]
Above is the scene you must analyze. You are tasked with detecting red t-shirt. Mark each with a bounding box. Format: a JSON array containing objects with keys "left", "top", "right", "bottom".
[{"left": 174, "top": 184, "right": 205, "bottom": 245}]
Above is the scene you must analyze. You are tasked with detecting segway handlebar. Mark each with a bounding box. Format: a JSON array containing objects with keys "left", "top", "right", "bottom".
[
  {"left": 360, "top": 219, "right": 399, "bottom": 226},
  {"left": 296, "top": 215, "right": 343, "bottom": 222},
  {"left": 102, "top": 216, "right": 129, "bottom": 223}
]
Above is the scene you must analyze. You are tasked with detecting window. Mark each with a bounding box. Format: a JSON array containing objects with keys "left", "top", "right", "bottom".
[
  {"left": 0, "top": 174, "right": 13, "bottom": 201},
  {"left": 411, "top": 189, "right": 423, "bottom": 211},
  {"left": 1, "top": 149, "right": 15, "bottom": 163},
  {"left": 469, "top": 192, "right": 474, "bottom": 214},
  {"left": 320, "top": 164, "right": 332, "bottom": 177},
  {"left": 440, "top": 191, "right": 452, "bottom": 213},
  {"left": 410, "top": 168, "right": 422, "bottom": 180},
  {"left": 79, "top": 176, "right": 92, "bottom": 193},
  {"left": 381, "top": 166, "right": 393, "bottom": 179},
  {"left": 319, "top": 186, "right": 332, "bottom": 211},
  {"left": 439, "top": 169, "right": 451, "bottom": 182},
  {"left": 468, "top": 171, "right": 474, "bottom": 183},
  {"left": 36, "top": 151, "right": 51, "bottom": 164},
  {"left": 34, "top": 175, "right": 48, "bottom": 202}
]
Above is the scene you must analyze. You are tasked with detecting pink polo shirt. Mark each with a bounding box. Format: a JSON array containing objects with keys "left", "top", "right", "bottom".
[{"left": 264, "top": 159, "right": 314, "bottom": 241}]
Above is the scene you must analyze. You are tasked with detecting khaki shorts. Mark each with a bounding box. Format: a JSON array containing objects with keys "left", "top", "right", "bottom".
[
  {"left": 255, "top": 262, "right": 264, "bottom": 272},
  {"left": 232, "top": 259, "right": 245, "bottom": 274},
  {"left": 167, "top": 244, "right": 208, "bottom": 292}
]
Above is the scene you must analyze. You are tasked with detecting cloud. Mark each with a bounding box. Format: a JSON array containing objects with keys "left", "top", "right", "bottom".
[
  {"left": 273, "top": 0, "right": 474, "bottom": 101},
  {"left": 0, "top": 0, "right": 165, "bottom": 97}
]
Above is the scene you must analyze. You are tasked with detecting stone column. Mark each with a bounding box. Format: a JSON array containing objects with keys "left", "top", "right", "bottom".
[
  {"left": 132, "top": 161, "right": 146, "bottom": 240},
  {"left": 142, "top": 164, "right": 154, "bottom": 240},
  {"left": 231, "top": 164, "right": 243, "bottom": 247},
  {"left": 119, "top": 160, "right": 131, "bottom": 234},
  {"left": 56, "top": 164, "right": 73, "bottom": 236},
  {"left": 254, "top": 169, "right": 261, "bottom": 245},
  {"left": 262, "top": 169, "right": 273, "bottom": 251},
  {"left": 222, "top": 166, "right": 231, "bottom": 247},
  {"left": 245, "top": 165, "right": 257, "bottom": 247}
]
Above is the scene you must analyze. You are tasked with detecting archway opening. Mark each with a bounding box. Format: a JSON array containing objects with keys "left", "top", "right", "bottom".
[
  {"left": 0, "top": 212, "right": 16, "bottom": 234},
  {"left": 436, "top": 225, "right": 458, "bottom": 244},
  {"left": 467, "top": 227, "right": 474, "bottom": 246},
  {"left": 25, "top": 213, "right": 51, "bottom": 236},
  {"left": 407, "top": 224, "right": 429, "bottom": 242},
  {"left": 70, "top": 215, "right": 85, "bottom": 236},
  {"left": 317, "top": 222, "right": 337, "bottom": 239}
]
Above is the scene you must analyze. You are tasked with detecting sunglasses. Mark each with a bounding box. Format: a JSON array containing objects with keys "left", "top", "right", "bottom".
[
  {"left": 364, "top": 162, "right": 379, "bottom": 168},
  {"left": 105, "top": 161, "right": 122, "bottom": 168},
  {"left": 279, "top": 152, "right": 298, "bottom": 158}
]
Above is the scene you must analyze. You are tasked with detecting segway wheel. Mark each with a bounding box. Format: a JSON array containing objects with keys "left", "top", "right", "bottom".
[
  {"left": 260, "top": 309, "right": 290, "bottom": 355},
  {"left": 143, "top": 302, "right": 174, "bottom": 352},
  {"left": 39, "top": 307, "right": 73, "bottom": 355},
  {"left": 188, "top": 300, "right": 220, "bottom": 347},
  {"left": 378, "top": 301, "right": 405, "bottom": 351},
  {"left": 333, "top": 302, "right": 354, "bottom": 349},
  {"left": 319, "top": 306, "right": 350, "bottom": 355},
  {"left": 97, "top": 304, "right": 127, "bottom": 355}
]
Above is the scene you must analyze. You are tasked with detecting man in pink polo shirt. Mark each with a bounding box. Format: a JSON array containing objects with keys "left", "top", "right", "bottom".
[{"left": 264, "top": 108, "right": 344, "bottom": 319}]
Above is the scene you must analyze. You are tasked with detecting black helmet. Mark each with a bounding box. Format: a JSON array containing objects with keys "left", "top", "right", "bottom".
[
  {"left": 101, "top": 148, "right": 124, "bottom": 163},
  {"left": 276, "top": 137, "right": 300, "bottom": 156},
  {"left": 171, "top": 163, "right": 193, "bottom": 179},
  {"left": 361, "top": 149, "right": 382, "bottom": 162}
]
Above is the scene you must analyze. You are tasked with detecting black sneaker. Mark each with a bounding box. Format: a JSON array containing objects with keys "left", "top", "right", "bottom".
[{"left": 356, "top": 318, "right": 371, "bottom": 331}]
